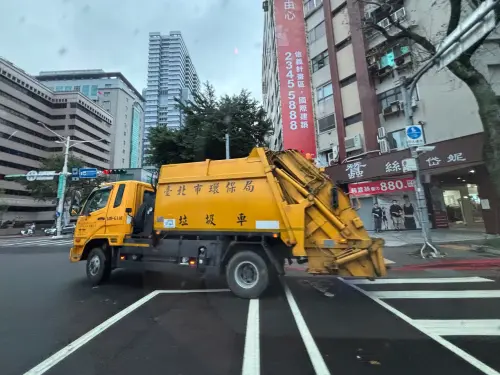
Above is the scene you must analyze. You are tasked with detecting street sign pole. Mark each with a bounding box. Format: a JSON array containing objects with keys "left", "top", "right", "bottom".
[{"left": 399, "top": 0, "right": 498, "bottom": 257}]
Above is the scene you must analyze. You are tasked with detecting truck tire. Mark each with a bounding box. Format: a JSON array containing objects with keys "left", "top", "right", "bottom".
[
  {"left": 226, "top": 250, "right": 269, "bottom": 299},
  {"left": 86, "top": 247, "right": 111, "bottom": 286}
]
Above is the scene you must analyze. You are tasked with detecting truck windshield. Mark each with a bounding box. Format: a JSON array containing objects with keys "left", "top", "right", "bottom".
[{"left": 81, "top": 187, "right": 112, "bottom": 215}]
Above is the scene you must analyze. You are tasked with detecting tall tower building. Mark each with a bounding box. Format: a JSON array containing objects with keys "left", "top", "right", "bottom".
[{"left": 143, "top": 31, "right": 200, "bottom": 163}]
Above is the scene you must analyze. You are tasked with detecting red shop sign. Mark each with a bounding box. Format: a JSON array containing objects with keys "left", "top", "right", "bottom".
[
  {"left": 348, "top": 178, "right": 416, "bottom": 196},
  {"left": 274, "top": 0, "right": 316, "bottom": 156}
]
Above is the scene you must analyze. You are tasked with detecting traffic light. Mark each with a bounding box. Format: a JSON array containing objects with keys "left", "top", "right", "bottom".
[{"left": 102, "top": 169, "right": 128, "bottom": 175}]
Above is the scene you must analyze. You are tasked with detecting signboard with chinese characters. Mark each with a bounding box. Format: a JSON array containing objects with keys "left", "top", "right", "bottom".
[
  {"left": 274, "top": 0, "right": 316, "bottom": 156},
  {"left": 348, "top": 178, "right": 416, "bottom": 196},
  {"left": 327, "top": 133, "right": 484, "bottom": 183}
]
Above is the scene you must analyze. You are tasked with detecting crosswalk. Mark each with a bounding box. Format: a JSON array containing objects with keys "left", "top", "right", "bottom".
[
  {"left": 342, "top": 276, "right": 500, "bottom": 375},
  {"left": 0, "top": 237, "right": 73, "bottom": 248}
]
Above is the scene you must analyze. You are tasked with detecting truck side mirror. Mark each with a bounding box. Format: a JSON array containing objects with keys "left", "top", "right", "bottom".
[
  {"left": 125, "top": 208, "right": 132, "bottom": 214},
  {"left": 70, "top": 206, "right": 80, "bottom": 216}
]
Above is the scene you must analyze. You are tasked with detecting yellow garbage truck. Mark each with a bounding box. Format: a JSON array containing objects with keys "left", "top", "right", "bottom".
[{"left": 69, "top": 148, "right": 386, "bottom": 298}]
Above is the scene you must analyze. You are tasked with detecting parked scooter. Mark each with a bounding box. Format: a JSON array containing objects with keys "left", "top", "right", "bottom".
[{"left": 20, "top": 228, "right": 34, "bottom": 236}]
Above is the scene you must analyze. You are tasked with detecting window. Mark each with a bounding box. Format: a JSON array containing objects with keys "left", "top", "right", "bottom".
[
  {"left": 74, "top": 86, "right": 80, "bottom": 91},
  {"left": 308, "top": 21, "right": 326, "bottom": 43},
  {"left": 82, "top": 85, "right": 90, "bottom": 96},
  {"left": 340, "top": 74, "right": 356, "bottom": 87},
  {"left": 90, "top": 85, "right": 98, "bottom": 96},
  {"left": 64, "top": 86, "right": 72, "bottom": 91},
  {"left": 316, "top": 82, "right": 333, "bottom": 102},
  {"left": 304, "top": 0, "right": 322, "bottom": 14},
  {"left": 55, "top": 86, "right": 64, "bottom": 92},
  {"left": 377, "top": 87, "right": 402, "bottom": 113},
  {"left": 388, "top": 129, "right": 408, "bottom": 149},
  {"left": 311, "top": 50, "right": 329, "bottom": 73},
  {"left": 105, "top": 84, "right": 112, "bottom": 88},
  {"left": 317, "top": 114, "right": 336, "bottom": 132},
  {"left": 113, "top": 184, "right": 126, "bottom": 208},
  {"left": 345, "top": 113, "right": 362, "bottom": 126},
  {"left": 82, "top": 188, "right": 112, "bottom": 215},
  {"left": 104, "top": 92, "right": 110, "bottom": 97}
]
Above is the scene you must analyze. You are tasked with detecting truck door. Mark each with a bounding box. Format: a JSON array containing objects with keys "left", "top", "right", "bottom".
[
  {"left": 105, "top": 183, "right": 133, "bottom": 235},
  {"left": 76, "top": 186, "right": 112, "bottom": 239}
]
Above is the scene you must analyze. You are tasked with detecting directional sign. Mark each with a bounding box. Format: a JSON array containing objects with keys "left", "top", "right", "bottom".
[
  {"left": 36, "top": 171, "right": 56, "bottom": 181},
  {"left": 79, "top": 168, "right": 98, "bottom": 179},
  {"left": 26, "top": 170, "right": 38, "bottom": 182},
  {"left": 405, "top": 125, "right": 424, "bottom": 147},
  {"left": 72, "top": 168, "right": 79, "bottom": 177}
]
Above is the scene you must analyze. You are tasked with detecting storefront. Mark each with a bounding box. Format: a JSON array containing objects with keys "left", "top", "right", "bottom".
[
  {"left": 348, "top": 177, "right": 420, "bottom": 231},
  {"left": 326, "top": 132, "right": 499, "bottom": 233}
]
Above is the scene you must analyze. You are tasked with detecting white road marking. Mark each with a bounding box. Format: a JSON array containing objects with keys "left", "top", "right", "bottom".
[
  {"left": 367, "top": 290, "right": 500, "bottom": 299},
  {"left": 339, "top": 277, "right": 500, "bottom": 375},
  {"left": 415, "top": 320, "right": 500, "bottom": 336},
  {"left": 23, "top": 289, "right": 231, "bottom": 375},
  {"left": 0, "top": 239, "right": 73, "bottom": 247},
  {"left": 384, "top": 258, "right": 395, "bottom": 264},
  {"left": 281, "top": 280, "right": 331, "bottom": 375},
  {"left": 347, "top": 277, "right": 493, "bottom": 285},
  {"left": 242, "top": 299, "right": 260, "bottom": 375}
]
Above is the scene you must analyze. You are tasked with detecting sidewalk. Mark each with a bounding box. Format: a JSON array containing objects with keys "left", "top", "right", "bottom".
[{"left": 369, "top": 228, "right": 498, "bottom": 247}]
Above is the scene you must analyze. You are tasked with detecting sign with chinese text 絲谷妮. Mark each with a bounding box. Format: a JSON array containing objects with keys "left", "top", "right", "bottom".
[
  {"left": 348, "top": 178, "right": 416, "bottom": 196},
  {"left": 274, "top": 0, "right": 316, "bottom": 156}
]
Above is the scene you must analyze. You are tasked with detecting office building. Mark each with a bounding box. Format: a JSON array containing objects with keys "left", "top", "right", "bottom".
[
  {"left": 36, "top": 70, "right": 145, "bottom": 169},
  {"left": 0, "top": 57, "right": 113, "bottom": 225},
  {"left": 262, "top": 0, "right": 500, "bottom": 233},
  {"left": 144, "top": 31, "right": 200, "bottom": 163}
]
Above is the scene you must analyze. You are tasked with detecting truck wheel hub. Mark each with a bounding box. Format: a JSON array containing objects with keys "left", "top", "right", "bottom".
[
  {"left": 234, "top": 261, "right": 259, "bottom": 289},
  {"left": 89, "top": 255, "right": 101, "bottom": 276}
]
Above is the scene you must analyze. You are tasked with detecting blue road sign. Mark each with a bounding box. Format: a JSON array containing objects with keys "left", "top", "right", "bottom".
[
  {"left": 79, "top": 168, "right": 98, "bottom": 179},
  {"left": 71, "top": 167, "right": 79, "bottom": 177},
  {"left": 406, "top": 126, "right": 422, "bottom": 139}
]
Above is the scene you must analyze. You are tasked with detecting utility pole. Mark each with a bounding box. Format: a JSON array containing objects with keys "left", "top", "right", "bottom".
[
  {"left": 225, "top": 133, "right": 230, "bottom": 160},
  {"left": 399, "top": 0, "right": 498, "bottom": 257},
  {"left": 37, "top": 122, "right": 106, "bottom": 238},
  {"left": 54, "top": 136, "right": 71, "bottom": 239}
]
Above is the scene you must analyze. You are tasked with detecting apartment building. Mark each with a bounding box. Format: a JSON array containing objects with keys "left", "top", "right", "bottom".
[
  {"left": 144, "top": 31, "right": 200, "bottom": 164},
  {"left": 35, "top": 70, "right": 145, "bottom": 169},
  {"left": 262, "top": 0, "right": 500, "bottom": 233},
  {"left": 0, "top": 58, "right": 113, "bottom": 225}
]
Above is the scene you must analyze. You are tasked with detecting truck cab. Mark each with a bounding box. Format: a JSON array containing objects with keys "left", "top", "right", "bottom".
[{"left": 70, "top": 180, "right": 154, "bottom": 270}]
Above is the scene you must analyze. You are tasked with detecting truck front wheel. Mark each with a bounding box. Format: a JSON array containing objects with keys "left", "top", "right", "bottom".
[
  {"left": 226, "top": 250, "right": 269, "bottom": 299},
  {"left": 86, "top": 247, "right": 111, "bottom": 286}
]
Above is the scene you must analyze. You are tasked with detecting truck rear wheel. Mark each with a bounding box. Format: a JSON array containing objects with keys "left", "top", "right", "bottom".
[
  {"left": 226, "top": 250, "right": 269, "bottom": 299},
  {"left": 86, "top": 247, "right": 111, "bottom": 286}
]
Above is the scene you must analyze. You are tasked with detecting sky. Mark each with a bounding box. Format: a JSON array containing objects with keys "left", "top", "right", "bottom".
[{"left": 0, "top": 0, "right": 264, "bottom": 100}]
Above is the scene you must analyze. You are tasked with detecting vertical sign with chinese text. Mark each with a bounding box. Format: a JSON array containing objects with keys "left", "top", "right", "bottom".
[{"left": 274, "top": 0, "right": 316, "bottom": 155}]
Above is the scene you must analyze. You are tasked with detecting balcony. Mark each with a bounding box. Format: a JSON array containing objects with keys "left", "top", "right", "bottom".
[{"left": 367, "top": 40, "right": 412, "bottom": 83}]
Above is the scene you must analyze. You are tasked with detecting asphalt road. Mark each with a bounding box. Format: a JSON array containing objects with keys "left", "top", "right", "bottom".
[{"left": 1, "top": 238, "right": 500, "bottom": 375}]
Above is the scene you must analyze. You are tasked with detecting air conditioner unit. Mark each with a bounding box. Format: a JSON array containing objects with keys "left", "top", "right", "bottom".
[
  {"left": 345, "top": 134, "right": 363, "bottom": 152},
  {"left": 377, "top": 126, "right": 387, "bottom": 139},
  {"left": 377, "top": 18, "right": 390, "bottom": 28},
  {"left": 379, "top": 138, "right": 391, "bottom": 154},
  {"left": 391, "top": 7, "right": 406, "bottom": 22}
]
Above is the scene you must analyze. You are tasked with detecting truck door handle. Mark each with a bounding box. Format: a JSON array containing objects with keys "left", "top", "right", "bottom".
[{"left": 97, "top": 217, "right": 105, "bottom": 221}]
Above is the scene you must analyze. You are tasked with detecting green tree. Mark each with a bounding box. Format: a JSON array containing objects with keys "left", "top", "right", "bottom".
[
  {"left": 146, "top": 82, "right": 273, "bottom": 166},
  {"left": 362, "top": 0, "right": 500, "bottom": 193},
  {"left": 19, "top": 154, "right": 107, "bottom": 202}
]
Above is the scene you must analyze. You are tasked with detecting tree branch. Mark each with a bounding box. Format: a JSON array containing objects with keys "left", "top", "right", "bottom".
[{"left": 447, "top": 0, "right": 462, "bottom": 35}]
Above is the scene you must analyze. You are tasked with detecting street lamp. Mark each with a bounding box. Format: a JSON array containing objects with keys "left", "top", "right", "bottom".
[{"left": 38, "top": 121, "right": 106, "bottom": 238}]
